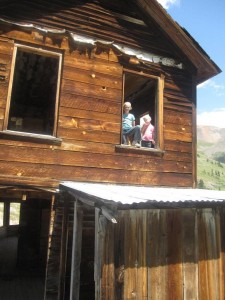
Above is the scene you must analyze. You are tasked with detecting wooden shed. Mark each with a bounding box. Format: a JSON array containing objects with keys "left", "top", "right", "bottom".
[{"left": 0, "top": 0, "right": 223, "bottom": 299}]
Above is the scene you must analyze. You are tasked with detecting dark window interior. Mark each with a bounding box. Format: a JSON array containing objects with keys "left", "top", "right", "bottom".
[
  {"left": 7, "top": 49, "right": 59, "bottom": 135},
  {"left": 124, "top": 72, "right": 156, "bottom": 126}
]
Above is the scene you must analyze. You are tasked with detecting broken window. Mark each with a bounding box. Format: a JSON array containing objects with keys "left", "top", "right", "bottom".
[
  {"left": 122, "top": 71, "right": 164, "bottom": 149},
  {"left": 5, "top": 45, "right": 62, "bottom": 136}
]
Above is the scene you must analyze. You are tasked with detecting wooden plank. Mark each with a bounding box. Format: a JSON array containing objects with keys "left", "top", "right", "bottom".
[
  {"left": 70, "top": 200, "right": 83, "bottom": 300},
  {"left": 0, "top": 173, "right": 58, "bottom": 189},
  {"left": 0, "top": 83, "right": 9, "bottom": 98},
  {"left": 147, "top": 210, "right": 167, "bottom": 299},
  {"left": 58, "top": 127, "right": 120, "bottom": 143},
  {"left": 164, "top": 103, "right": 193, "bottom": 114},
  {"left": 0, "top": 107, "right": 5, "bottom": 119},
  {"left": 95, "top": 208, "right": 101, "bottom": 300},
  {"left": 164, "top": 140, "right": 192, "bottom": 153},
  {"left": 166, "top": 210, "right": 183, "bottom": 299},
  {"left": 164, "top": 130, "right": 192, "bottom": 142},
  {"left": 163, "top": 150, "right": 192, "bottom": 163},
  {"left": 63, "top": 53, "right": 122, "bottom": 76},
  {"left": 60, "top": 94, "right": 121, "bottom": 113},
  {"left": 59, "top": 106, "right": 121, "bottom": 122},
  {"left": 100, "top": 215, "right": 109, "bottom": 300},
  {"left": 58, "top": 115, "right": 120, "bottom": 133},
  {"left": 58, "top": 193, "right": 69, "bottom": 300},
  {"left": 114, "top": 211, "right": 125, "bottom": 300},
  {"left": 163, "top": 122, "right": 192, "bottom": 134},
  {"left": 123, "top": 210, "right": 137, "bottom": 299},
  {"left": 198, "top": 209, "right": 210, "bottom": 300},
  {"left": 204, "top": 209, "right": 220, "bottom": 300},
  {"left": 219, "top": 208, "right": 225, "bottom": 300},
  {"left": 197, "top": 209, "right": 221, "bottom": 300},
  {"left": 0, "top": 160, "right": 193, "bottom": 186},
  {"left": 101, "top": 217, "right": 115, "bottom": 300},
  {"left": 61, "top": 79, "right": 122, "bottom": 101},
  {"left": 136, "top": 210, "right": 147, "bottom": 299},
  {"left": 0, "top": 144, "right": 192, "bottom": 173},
  {"left": 63, "top": 65, "right": 122, "bottom": 90},
  {"left": 0, "top": 136, "right": 193, "bottom": 164},
  {"left": 215, "top": 208, "right": 224, "bottom": 300},
  {"left": 182, "top": 209, "right": 198, "bottom": 300},
  {"left": 0, "top": 99, "right": 6, "bottom": 108}
]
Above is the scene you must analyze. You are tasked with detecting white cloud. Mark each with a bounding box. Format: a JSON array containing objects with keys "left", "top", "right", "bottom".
[
  {"left": 197, "top": 79, "right": 225, "bottom": 96},
  {"left": 197, "top": 109, "right": 225, "bottom": 128},
  {"left": 156, "top": 0, "right": 179, "bottom": 9}
]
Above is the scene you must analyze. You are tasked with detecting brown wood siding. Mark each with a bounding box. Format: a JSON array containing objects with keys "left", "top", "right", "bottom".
[
  {"left": 102, "top": 208, "right": 225, "bottom": 300},
  {"left": 0, "top": 0, "right": 178, "bottom": 59},
  {"left": 0, "top": 6, "right": 194, "bottom": 188},
  {"left": 0, "top": 38, "right": 13, "bottom": 131}
]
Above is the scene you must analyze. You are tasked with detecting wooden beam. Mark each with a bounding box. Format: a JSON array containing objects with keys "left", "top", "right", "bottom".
[
  {"left": 58, "top": 192, "right": 69, "bottom": 300},
  {"left": 135, "top": 0, "right": 221, "bottom": 83},
  {"left": 95, "top": 209, "right": 107, "bottom": 300},
  {"left": 70, "top": 200, "right": 83, "bottom": 300}
]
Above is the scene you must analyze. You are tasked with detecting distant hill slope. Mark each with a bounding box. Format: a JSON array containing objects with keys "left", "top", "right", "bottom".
[
  {"left": 197, "top": 125, "right": 225, "bottom": 190},
  {"left": 197, "top": 125, "right": 225, "bottom": 155}
]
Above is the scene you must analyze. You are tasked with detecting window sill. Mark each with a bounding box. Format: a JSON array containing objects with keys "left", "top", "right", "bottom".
[
  {"left": 115, "top": 145, "right": 165, "bottom": 156},
  {"left": 0, "top": 130, "right": 62, "bottom": 145}
]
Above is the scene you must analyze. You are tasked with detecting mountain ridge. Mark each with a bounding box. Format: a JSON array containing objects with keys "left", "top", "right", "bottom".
[
  {"left": 197, "top": 125, "right": 225, "bottom": 190},
  {"left": 197, "top": 125, "right": 225, "bottom": 156}
]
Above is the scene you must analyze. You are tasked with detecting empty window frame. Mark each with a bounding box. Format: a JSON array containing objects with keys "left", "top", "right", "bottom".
[
  {"left": 122, "top": 70, "right": 164, "bottom": 149},
  {"left": 0, "top": 202, "right": 21, "bottom": 226},
  {"left": 0, "top": 203, "right": 4, "bottom": 227},
  {"left": 9, "top": 202, "right": 21, "bottom": 226},
  {"left": 4, "top": 44, "right": 62, "bottom": 136}
]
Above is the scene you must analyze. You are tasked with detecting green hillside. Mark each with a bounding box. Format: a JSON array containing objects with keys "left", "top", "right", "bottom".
[{"left": 197, "top": 141, "right": 225, "bottom": 190}]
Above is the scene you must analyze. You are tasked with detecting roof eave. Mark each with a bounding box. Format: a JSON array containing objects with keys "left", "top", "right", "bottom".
[{"left": 136, "top": 0, "right": 221, "bottom": 83}]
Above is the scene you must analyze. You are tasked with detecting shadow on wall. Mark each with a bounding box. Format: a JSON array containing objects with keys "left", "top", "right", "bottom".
[{"left": 109, "top": 208, "right": 225, "bottom": 268}]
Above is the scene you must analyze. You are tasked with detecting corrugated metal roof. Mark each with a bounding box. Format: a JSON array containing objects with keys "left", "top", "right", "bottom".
[{"left": 61, "top": 181, "right": 225, "bottom": 206}]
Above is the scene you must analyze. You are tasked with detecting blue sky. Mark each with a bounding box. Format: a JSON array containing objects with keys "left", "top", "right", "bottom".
[{"left": 157, "top": 0, "right": 225, "bottom": 128}]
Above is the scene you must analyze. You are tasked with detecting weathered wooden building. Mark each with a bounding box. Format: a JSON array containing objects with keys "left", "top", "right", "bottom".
[{"left": 0, "top": 0, "right": 224, "bottom": 299}]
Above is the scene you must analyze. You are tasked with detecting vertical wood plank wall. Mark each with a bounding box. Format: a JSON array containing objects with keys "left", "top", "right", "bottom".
[{"left": 102, "top": 208, "right": 225, "bottom": 300}]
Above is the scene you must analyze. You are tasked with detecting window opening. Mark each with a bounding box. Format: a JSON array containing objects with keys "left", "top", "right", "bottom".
[
  {"left": 9, "top": 202, "right": 21, "bottom": 225},
  {"left": 0, "top": 203, "right": 3, "bottom": 226},
  {"left": 122, "top": 71, "right": 162, "bottom": 149},
  {"left": 5, "top": 45, "right": 62, "bottom": 136}
]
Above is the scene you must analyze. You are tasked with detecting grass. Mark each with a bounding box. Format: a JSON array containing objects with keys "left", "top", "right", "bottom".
[{"left": 197, "top": 150, "right": 225, "bottom": 190}]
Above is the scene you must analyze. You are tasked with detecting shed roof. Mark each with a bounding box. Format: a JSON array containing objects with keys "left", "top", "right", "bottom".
[{"left": 61, "top": 182, "right": 225, "bottom": 208}]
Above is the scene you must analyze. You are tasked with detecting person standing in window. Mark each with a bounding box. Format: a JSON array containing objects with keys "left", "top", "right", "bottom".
[
  {"left": 122, "top": 102, "right": 141, "bottom": 147},
  {"left": 141, "top": 115, "right": 155, "bottom": 148}
]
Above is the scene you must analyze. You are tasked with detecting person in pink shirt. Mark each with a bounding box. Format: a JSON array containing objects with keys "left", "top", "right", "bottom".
[{"left": 141, "top": 115, "right": 155, "bottom": 148}]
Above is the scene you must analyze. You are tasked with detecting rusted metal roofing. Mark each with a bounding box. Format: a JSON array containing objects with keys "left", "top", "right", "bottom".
[
  {"left": 0, "top": 17, "right": 183, "bottom": 69},
  {"left": 0, "top": 0, "right": 221, "bottom": 83},
  {"left": 61, "top": 181, "right": 225, "bottom": 207}
]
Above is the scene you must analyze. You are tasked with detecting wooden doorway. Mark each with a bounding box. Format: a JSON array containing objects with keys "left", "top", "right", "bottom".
[{"left": 0, "top": 196, "right": 51, "bottom": 300}]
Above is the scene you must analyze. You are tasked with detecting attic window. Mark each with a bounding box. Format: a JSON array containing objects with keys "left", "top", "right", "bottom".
[
  {"left": 121, "top": 70, "right": 164, "bottom": 151},
  {"left": 4, "top": 45, "right": 62, "bottom": 137}
]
